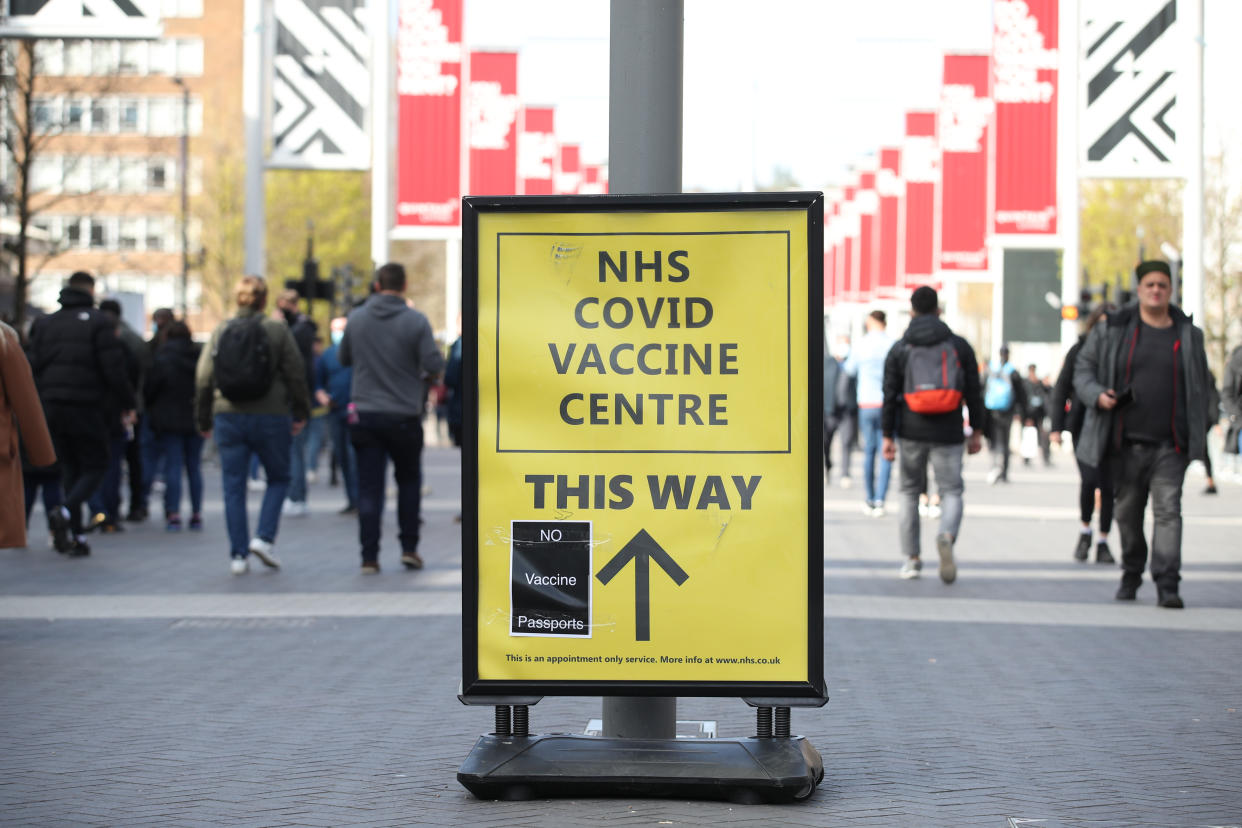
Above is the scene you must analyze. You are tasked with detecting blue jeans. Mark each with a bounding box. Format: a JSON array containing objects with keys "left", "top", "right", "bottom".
[
  {"left": 327, "top": 408, "right": 359, "bottom": 507},
  {"left": 138, "top": 418, "right": 165, "bottom": 511},
  {"left": 304, "top": 414, "right": 327, "bottom": 478},
  {"left": 287, "top": 425, "right": 310, "bottom": 503},
  {"left": 350, "top": 412, "right": 423, "bottom": 563},
  {"left": 158, "top": 431, "right": 204, "bottom": 517},
  {"left": 214, "top": 413, "right": 291, "bottom": 559},
  {"left": 88, "top": 432, "right": 127, "bottom": 522},
  {"left": 859, "top": 407, "right": 892, "bottom": 504}
]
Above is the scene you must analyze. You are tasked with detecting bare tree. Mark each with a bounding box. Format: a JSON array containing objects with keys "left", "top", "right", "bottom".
[{"left": 1203, "top": 146, "right": 1242, "bottom": 377}]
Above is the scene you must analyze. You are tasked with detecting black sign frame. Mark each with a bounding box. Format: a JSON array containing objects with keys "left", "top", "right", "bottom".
[{"left": 460, "top": 192, "right": 825, "bottom": 700}]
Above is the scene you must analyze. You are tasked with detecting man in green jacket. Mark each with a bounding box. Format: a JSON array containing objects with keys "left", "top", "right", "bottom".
[
  {"left": 1073, "top": 261, "right": 1212, "bottom": 608},
  {"left": 195, "top": 275, "right": 310, "bottom": 575}
]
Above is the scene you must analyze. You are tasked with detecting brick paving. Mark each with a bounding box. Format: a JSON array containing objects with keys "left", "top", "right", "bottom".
[{"left": 2, "top": 442, "right": 1240, "bottom": 826}]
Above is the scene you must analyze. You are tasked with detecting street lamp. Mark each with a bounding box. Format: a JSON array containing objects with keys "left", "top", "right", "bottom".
[{"left": 172, "top": 76, "right": 189, "bottom": 318}]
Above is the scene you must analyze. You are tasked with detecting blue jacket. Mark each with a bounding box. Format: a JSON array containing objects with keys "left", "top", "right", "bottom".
[{"left": 315, "top": 344, "right": 352, "bottom": 411}]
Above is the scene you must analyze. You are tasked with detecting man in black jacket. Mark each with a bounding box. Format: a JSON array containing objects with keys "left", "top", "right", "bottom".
[
  {"left": 27, "top": 272, "right": 136, "bottom": 555},
  {"left": 1073, "top": 261, "right": 1212, "bottom": 608},
  {"left": 881, "top": 286, "right": 985, "bottom": 583}
]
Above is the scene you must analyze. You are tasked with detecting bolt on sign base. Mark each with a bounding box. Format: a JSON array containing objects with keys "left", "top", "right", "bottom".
[{"left": 457, "top": 733, "right": 824, "bottom": 804}]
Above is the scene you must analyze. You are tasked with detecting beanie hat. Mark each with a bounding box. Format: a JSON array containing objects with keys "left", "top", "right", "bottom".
[{"left": 1135, "top": 260, "right": 1172, "bottom": 280}]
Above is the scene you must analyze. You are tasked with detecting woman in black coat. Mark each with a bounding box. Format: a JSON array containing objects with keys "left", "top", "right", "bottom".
[{"left": 143, "top": 321, "right": 204, "bottom": 531}]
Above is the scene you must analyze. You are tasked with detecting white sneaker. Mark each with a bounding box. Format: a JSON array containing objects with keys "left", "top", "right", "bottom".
[
  {"left": 986, "top": 468, "right": 1002, "bottom": 485},
  {"left": 899, "top": 558, "right": 922, "bottom": 579},
  {"left": 230, "top": 557, "right": 249, "bottom": 575},
  {"left": 870, "top": 503, "right": 886, "bottom": 518},
  {"left": 861, "top": 502, "right": 875, "bottom": 516},
  {"left": 936, "top": 532, "right": 957, "bottom": 584},
  {"left": 282, "top": 500, "right": 309, "bottom": 517},
  {"left": 248, "top": 538, "right": 281, "bottom": 569}
]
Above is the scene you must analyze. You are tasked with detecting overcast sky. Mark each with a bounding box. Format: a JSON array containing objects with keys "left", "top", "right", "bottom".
[{"left": 465, "top": 0, "right": 1241, "bottom": 191}]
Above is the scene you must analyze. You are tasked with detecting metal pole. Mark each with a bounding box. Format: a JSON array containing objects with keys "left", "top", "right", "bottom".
[
  {"left": 603, "top": 0, "right": 682, "bottom": 741},
  {"left": 1181, "top": 0, "right": 1204, "bottom": 322},
  {"left": 175, "top": 77, "right": 189, "bottom": 318},
  {"left": 1059, "top": 0, "right": 1080, "bottom": 352},
  {"left": 242, "top": 0, "right": 266, "bottom": 275}
]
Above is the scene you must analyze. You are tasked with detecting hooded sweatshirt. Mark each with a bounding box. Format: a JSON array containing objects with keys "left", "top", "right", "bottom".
[
  {"left": 881, "top": 314, "right": 984, "bottom": 444},
  {"left": 339, "top": 294, "right": 445, "bottom": 416}
]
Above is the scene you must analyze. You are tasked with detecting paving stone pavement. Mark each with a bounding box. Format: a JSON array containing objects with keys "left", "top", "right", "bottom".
[{"left": 2, "top": 442, "right": 1241, "bottom": 827}]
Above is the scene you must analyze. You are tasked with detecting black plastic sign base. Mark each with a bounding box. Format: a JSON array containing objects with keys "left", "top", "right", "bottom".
[{"left": 457, "top": 733, "right": 824, "bottom": 804}]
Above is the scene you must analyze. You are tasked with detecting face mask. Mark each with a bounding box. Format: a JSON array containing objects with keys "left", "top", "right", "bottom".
[{"left": 331, "top": 330, "right": 344, "bottom": 346}]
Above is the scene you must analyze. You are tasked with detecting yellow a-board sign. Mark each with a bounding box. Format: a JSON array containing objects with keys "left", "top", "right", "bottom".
[{"left": 461, "top": 193, "right": 824, "bottom": 699}]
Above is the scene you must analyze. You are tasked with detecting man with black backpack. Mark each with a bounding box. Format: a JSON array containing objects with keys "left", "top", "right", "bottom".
[
  {"left": 195, "top": 275, "right": 310, "bottom": 575},
  {"left": 881, "top": 286, "right": 985, "bottom": 583}
]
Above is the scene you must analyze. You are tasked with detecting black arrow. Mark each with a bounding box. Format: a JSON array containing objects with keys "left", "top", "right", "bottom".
[{"left": 596, "top": 529, "right": 689, "bottom": 641}]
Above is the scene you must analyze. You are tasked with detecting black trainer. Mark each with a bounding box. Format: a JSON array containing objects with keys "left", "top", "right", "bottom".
[
  {"left": 66, "top": 539, "right": 91, "bottom": 558},
  {"left": 1157, "top": 592, "right": 1185, "bottom": 609},
  {"left": 1095, "top": 542, "right": 1115, "bottom": 564},
  {"left": 1074, "top": 533, "right": 1091, "bottom": 562},
  {"left": 1115, "top": 575, "right": 1140, "bottom": 601},
  {"left": 48, "top": 507, "right": 74, "bottom": 554}
]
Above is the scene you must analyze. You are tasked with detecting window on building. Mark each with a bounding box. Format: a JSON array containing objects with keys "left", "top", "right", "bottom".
[
  {"left": 29, "top": 156, "right": 61, "bottom": 193},
  {"left": 146, "top": 97, "right": 176, "bottom": 137},
  {"left": 175, "top": 39, "right": 204, "bottom": 77},
  {"left": 118, "top": 217, "right": 142, "bottom": 250},
  {"left": 92, "top": 157, "right": 119, "bottom": 192},
  {"left": 147, "top": 160, "right": 169, "bottom": 191},
  {"left": 89, "top": 98, "right": 112, "bottom": 133},
  {"left": 118, "top": 99, "right": 141, "bottom": 133},
  {"left": 148, "top": 40, "right": 174, "bottom": 76},
  {"left": 119, "top": 40, "right": 146, "bottom": 75},
  {"left": 63, "top": 158, "right": 90, "bottom": 193},
  {"left": 33, "top": 40, "right": 64, "bottom": 76},
  {"left": 119, "top": 158, "right": 146, "bottom": 193},
  {"left": 89, "top": 219, "right": 109, "bottom": 249},
  {"left": 64, "top": 99, "right": 85, "bottom": 133},
  {"left": 63, "top": 40, "right": 89, "bottom": 76},
  {"left": 65, "top": 219, "right": 82, "bottom": 248},
  {"left": 145, "top": 216, "right": 170, "bottom": 251},
  {"left": 31, "top": 98, "right": 58, "bottom": 131},
  {"left": 91, "top": 41, "right": 119, "bottom": 76}
]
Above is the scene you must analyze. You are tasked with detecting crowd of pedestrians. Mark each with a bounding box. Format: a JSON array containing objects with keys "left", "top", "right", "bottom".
[
  {"left": 824, "top": 260, "right": 1231, "bottom": 607},
  {"left": 3, "top": 264, "right": 449, "bottom": 578}
]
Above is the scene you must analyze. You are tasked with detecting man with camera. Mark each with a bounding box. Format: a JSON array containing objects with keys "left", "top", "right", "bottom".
[{"left": 1073, "top": 260, "right": 1212, "bottom": 609}]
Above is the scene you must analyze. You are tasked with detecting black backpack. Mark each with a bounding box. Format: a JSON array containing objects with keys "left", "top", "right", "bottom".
[
  {"left": 902, "top": 340, "right": 964, "bottom": 415},
  {"left": 213, "top": 316, "right": 273, "bottom": 402}
]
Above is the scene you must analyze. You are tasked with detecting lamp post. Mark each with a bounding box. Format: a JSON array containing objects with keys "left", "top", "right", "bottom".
[{"left": 172, "top": 76, "right": 189, "bottom": 318}]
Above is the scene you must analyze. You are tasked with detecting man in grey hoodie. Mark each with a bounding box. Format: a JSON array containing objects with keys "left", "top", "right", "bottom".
[{"left": 339, "top": 263, "right": 445, "bottom": 573}]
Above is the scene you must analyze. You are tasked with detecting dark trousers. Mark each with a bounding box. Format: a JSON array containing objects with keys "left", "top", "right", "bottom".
[
  {"left": 44, "top": 403, "right": 110, "bottom": 535},
  {"left": 23, "top": 465, "right": 64, "bottom": 525},
  {"left": 823, "top": 421, "right": 837, "bottom": 476},
  {"left": 87, "top": 432, "right": 127, "bottom": 522},
  {"left": 988, "top": 409, "right": 1013, "bottom": 479},
  {"left": 350, "top": 412, "right": 424, "bottom": 564},
  {"left": 1112, "top": 443, "right": 1190, "bottom": 591},
  {"left": 125, "top": 414, "right": 144, "bottom": 513},
  {"left": 1076, "top": 455, "right": 1114, "bottom": 534}
]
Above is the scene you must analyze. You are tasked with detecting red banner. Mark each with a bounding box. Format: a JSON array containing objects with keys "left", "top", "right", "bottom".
[
  {"left": 993, "top": 0, "right": 1058, "bottom": 235},
  {"left": 902, "top": 111, "right": 939, "bottom": 287},
  {"left": 396, "top": 0, "right": 464, "bottom": 229},
  {"left": 841, "top": 186, "right": 860, "bottom": 301},
  {"left": 555, "top": 144, "right": 582, "bottom": 194},
  {"left": 519, "top": 106, "right": 556, "bottom": 195},
  {"left": 877, "top": 148, "right": 902, "bottom": 298},
  {"left": 939, "top": 54, "right": 991, "bottom": 271},
  {"left": 857, "top": 171, "right": 877, "bottom": 298},
  {"left": 468, "top": 51, "right": 519, "bottom": 196},
  {"left": 824, "top": 198, "right": 840, "bottom": 302}
]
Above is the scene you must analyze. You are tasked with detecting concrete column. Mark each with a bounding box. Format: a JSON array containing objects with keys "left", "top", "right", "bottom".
[
  {"left": 1181, "top": 0, "right": 1204, "bottom": 321},
  {"left": 1059, "top": 0, "right": 1080, "bottom": 351},
  {"left": 242, "top": 0, "right": 266, "bottom": 275},
  {"left": 603, "top": 0, "right": 683, "bottom": 741}
]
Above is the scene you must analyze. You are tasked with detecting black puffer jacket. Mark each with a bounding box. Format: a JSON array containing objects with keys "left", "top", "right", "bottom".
[
  {"left": 882, "top": 314, "right": 985, "bottom": 444},
  {"left": 145, "top": 337, "right": 201, "bottom": 435},
  {"left": 28, "top": 288, "right": 135, "bottom": 409}
]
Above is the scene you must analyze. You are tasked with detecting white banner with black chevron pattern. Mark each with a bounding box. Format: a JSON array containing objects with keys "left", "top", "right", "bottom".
[
  {"left": 268, "top": 0, "right": 370, "bottom": 171},
  {"left": 0, "top": 0, "right": 161, "bottom": 39},
  {"left": 1080, "top": 0, "right": 1184, "bottom": 178}
]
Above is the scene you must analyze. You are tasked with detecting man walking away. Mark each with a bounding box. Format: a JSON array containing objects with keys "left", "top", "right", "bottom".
[
  {"left": 340, "top": 263, "right": 445, "bottom": 574},
  {"left": 86, "top": 299, "right": 141, "bottom": 533},
  {"left": 882, "top": 286, "right": 985, "bottom": 583},
  {"left": 27, "top": 272, "right": 135, "bottom": 556},
  {"left": 196, "top": 276, "right": 310, "bottom": 575},
  {"left": 1073, "top": 260, "right": 1212, "bottom": 609},
  {"left": 845, "top": 310, "right": 896, "bottom": 515},
  {"left": 984, "top": 345, "right": 1025, "bottom": 484},
  {"left": 1021, "top": 363, "right": 1051, "bottom": 466}
]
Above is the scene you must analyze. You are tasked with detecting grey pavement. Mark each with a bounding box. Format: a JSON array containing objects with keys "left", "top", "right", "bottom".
[{"left": 2, "top": 437, "right": 1241, "bottom": 827}]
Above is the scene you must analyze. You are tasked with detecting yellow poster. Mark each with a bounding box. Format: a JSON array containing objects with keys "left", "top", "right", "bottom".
[{"left": 469, "top": 202, "right": 818, "bottom": 689}]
